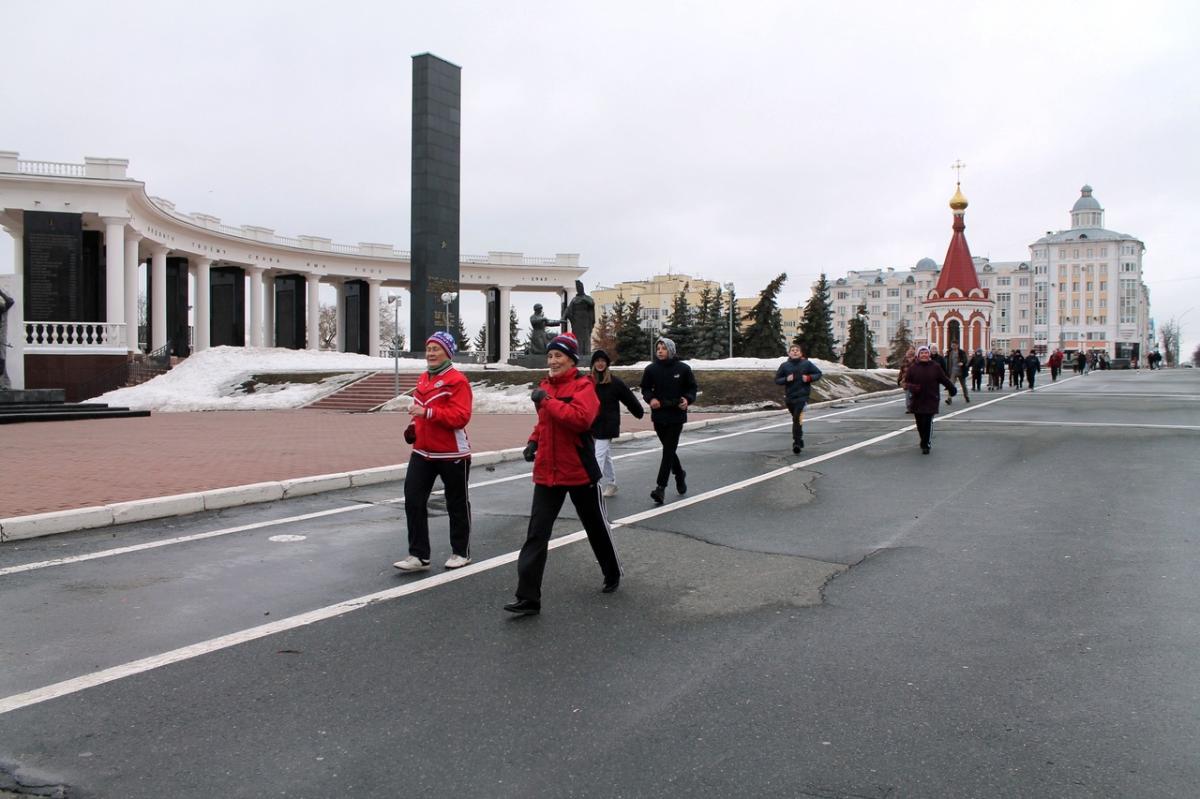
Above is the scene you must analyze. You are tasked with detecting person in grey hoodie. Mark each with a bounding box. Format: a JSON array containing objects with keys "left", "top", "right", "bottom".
[{"left": 774, "top": 342, "right": 822, "bottom": 453}]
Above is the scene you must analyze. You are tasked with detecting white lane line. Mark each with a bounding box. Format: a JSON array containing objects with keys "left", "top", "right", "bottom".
[
  {"left": 0, "top": 392, "right": 1011, "bottom": 717},
  {"left": 0, "top": 506, "right": 366, "bottom": 578},
  {"left": 1021, "top": 391, "right": 1200, "bottom": 399},
  {"left": 0, "top": 397, "right": 899, "bottom": 577}
]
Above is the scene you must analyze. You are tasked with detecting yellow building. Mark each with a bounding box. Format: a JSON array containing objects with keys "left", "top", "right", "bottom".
[{"left": 592, "top": 273, "right": 755, "bottom": 336}]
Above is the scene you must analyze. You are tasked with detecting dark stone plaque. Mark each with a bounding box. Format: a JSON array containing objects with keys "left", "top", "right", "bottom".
[
  {"left": 410, "top": 53, "right": 461, "bottom": 346},
  {"left": 23, "top": 211, "right": 82, "bottom": 321},
  {"left": 344, "top": 279, "right": 369, "bottom": 355},
  {"left": 274, "top": 275, "right": 305, "bottom": 349},
  {"left": 209, "top": 266, "right": 245, "bottom": 348}
]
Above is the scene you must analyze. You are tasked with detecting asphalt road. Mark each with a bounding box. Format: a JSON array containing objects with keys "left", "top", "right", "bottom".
[{"left": 1, "top": 369, "right": 1197, "bottom": 798}]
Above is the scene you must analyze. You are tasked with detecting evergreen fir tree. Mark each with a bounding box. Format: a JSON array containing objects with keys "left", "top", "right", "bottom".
[
  {"left": 740, "top": 273, "right": 788, "bottom": 358},
  {"left": 474, "top": 324, "right": 487, "bottom": 355},
  {"left": 615, "top": 298, "right": 651, "bottom": 365},
  {"left": 795, "top": 273, "right": 836, "bottom": 360},
  {"left": 453, "top": 316, "right": 470, "bottom": 353},
  {"left": 593, "top": 310, "right": 618, "bottom": 359},
  {"left": 692, "top": 287, "right": 716, "bottom": 360},
  {"left": 886, "top": 318, "right": 913, "bottom": 368},
  {"left": 508, "top": 307, "right": 522, "bottom": 354},
  {"left": 841, "top": 303, "right": 878, "bottom": 368},
  {"left": 608, "top": 295, "right": 628, "bottom": 364},
  {"left": 663, "top": 284, "right": 695, "bottom": 358},
  {"left": 726, "top": 286, "right": 746, "bottom": 358}
]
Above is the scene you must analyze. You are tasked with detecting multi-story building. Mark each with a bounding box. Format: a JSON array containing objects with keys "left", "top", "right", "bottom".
[{"left": 827, "top": 184, "right": 1151, "bottom": 361}]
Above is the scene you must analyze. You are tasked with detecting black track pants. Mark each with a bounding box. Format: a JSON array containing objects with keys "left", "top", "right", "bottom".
[
  {"left": 787, "top": 400, "right": 807, "bottom": 447},
  {"left": 653, "top": 422, "right": 684, "bottom": 488},
  {"left": 914, "top": 413, "right": 934, "bottom": 448},
  {"left": 516, "top": 483, "right": 621, "bottom": 602},
  {"left": 404, "top": 453, "right": 471, "bottom": 560}
]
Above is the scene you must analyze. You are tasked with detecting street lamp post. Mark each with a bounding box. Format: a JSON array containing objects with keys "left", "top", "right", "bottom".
[
  {"left": 387, "top": 294, "right": 401, "bottom": 396},
  {"left": 724, "top": 282, "right": 735, "bottom": 359},
  {"left": 440, "top": 291, "right": 458, "bottom": 335}
]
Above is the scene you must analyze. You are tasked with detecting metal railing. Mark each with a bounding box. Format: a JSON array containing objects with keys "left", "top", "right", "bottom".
[{"left": 73, "top": 343, "right": 172, "bottom": 401}]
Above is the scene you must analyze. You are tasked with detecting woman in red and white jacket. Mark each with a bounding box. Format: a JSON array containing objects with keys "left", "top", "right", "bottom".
[
  {"left": 393, "top": 331, "right": 474, "bottom": 573},
  {"left": 504, "top": 332, "right": 622, "bottom": 616}
]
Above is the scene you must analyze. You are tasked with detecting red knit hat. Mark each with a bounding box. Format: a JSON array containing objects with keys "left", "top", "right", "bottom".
[{"left": 547, "top": 331, "right": 580, "bottom": 363}]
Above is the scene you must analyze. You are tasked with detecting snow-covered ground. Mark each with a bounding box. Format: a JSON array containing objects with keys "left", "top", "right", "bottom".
[{"left": 95, "top": 346, "right": 895, "bottom": 413}]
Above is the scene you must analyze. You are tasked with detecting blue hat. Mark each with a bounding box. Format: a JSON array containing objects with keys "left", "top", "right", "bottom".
[
  {"left": 426, "top": 331, "right": 457, "bottom": 358},
  {"left": 548, "top": 331, "right": 580, "bottom": 363}
]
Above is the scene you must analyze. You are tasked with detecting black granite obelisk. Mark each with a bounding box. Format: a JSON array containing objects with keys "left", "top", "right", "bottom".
[{"left": 410, "top": 53, "right": 461, "bottom": 348}]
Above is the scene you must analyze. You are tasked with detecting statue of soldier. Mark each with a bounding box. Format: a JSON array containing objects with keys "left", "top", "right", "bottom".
[
  {"left": 564, "top": 280, "right": 595, "bottom": 356},
  {"left": 0, "top": 285, "right": 14, "bottom": 389},
  {"left": 528, "top": 303, "right": 561, "bottom": 355}
]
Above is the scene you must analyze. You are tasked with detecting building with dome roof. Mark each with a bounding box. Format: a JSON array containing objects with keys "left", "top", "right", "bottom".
[
  {"left": 824, "top": 183, "right": 1151, "bottom": 364},
  {"left": 1028, "top": 185, "right": 1150, "bottom": 361}
]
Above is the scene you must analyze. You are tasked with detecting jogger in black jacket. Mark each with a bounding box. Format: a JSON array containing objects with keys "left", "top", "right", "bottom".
[
  {"left": 590, "top": 349, "right": 644, "bottom": 497},
  {"left": 640, "top": 337, "right": 698, "bottom": 505}
]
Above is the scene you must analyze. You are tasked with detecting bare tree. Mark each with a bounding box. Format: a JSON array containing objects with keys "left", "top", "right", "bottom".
[
  {"left": 318, "top": 304, "right": 337, "bottom": 350},
  {"left": 1160, "top": 318, "right": 1181, "bottom": 367}
]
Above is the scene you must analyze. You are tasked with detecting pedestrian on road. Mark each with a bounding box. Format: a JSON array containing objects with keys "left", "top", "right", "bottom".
[
  {"left": 393, "top": 332, "right": 474, "bottom": 573},
  {"left": 505, "top": 332, "right": 622, "bottom": 616},
  {"left": 930, "top": 344, "right": 952, "bottom": 404},
  {"left": 968, "top": 348, "right": 985, "bottom": 393},
  {"left": 1025, "top": 351, "right": 1042, "bottom": 391},
  {"left": 1010, "top": 349, "right": 1025, "bottom": 388},
  {"left": 1076, "top": 350, "right": 1087, "bottom": 375},
  {"left": 946, "top": 342, "right": 970, "bottom": 403},
  {"left": 904, "top": 345, "right": 957, "bottom": 454},
  {"left": 1048, "top": 349, "right": 1064, "bottom": 382},
  {"left": 641, "top": 337, "right": 698, "bottom": 505},
  {"left": 775, "top": 342, "right": 823, "bottom": 453},
  {"left": 590, "top": 348, "right": 644, "bottom": 497}
]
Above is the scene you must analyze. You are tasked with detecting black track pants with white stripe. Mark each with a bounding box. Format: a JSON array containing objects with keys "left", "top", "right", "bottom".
[
  {"left": 404, "top": 453, "right": 471, "bottom": 560},
  {"left": 516, "top": 483, "right": 621, "bottom": 602}
]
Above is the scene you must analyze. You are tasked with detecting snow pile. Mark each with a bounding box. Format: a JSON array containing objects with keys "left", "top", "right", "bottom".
[{"left": 94, "top": 346, "right": 895, "bottom": 413}]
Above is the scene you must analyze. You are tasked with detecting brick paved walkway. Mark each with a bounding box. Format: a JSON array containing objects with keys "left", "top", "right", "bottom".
[{"left": 0, "top": 410, "right": 735, "bottom": 518}]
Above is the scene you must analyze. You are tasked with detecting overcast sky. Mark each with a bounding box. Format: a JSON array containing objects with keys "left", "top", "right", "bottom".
[{"left": 2, "top": 1, "right": 1198, "bottom": 354}]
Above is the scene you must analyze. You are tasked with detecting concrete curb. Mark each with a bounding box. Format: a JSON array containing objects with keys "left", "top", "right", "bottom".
[{"left": 0, "top": 389, "right": 900, "bottom": 542}]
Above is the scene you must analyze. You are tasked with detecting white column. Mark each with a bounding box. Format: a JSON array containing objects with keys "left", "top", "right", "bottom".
[
  {"left": 498, "top": 286, "right": 512, "bottom": 363},
  {"left": 367, "top": 279, "right": 382, "bottom": 357},
  {"left": 248, "top": 266, "right": 265, "bottom": 347},
  {"left": 306, "top": 274, "right": 321, "bottom": 350},
  {"left": 151, "top": 246, "right": 168, "bottom": 351},
  {"left": 335, "top": 279, "right": 348, "bottom": 352},
  {"left": 123, "top": 233, "right": 142, "bottom": 352},
  {"left": 193, "top": 257, "right": 212, "bottom": 351},
  {"left": 102, "top": 217, "right": 128, "bottom": 337},
  {"left": 263, "top": 272, "right": 276, "bottom": 347}
]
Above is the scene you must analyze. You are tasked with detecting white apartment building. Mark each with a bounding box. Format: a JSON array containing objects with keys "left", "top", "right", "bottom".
[{"left": 826, "top": 185, "right": 1151, "bottom": 361}]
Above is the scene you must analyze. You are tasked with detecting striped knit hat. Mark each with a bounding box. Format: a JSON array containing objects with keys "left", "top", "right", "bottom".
[
  {"left": 548, "top": 331, "right": 580, "bottom": 363},
  {"left": 426, "top": 331, "right": 457, "bottom": 358}
]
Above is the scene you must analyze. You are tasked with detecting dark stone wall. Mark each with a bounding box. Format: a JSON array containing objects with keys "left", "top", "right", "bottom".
[
  {"left": 24, "top": 353, "right": 127, "bottom": 402},
  {"left": 410, "top": 53, "right": 461, "bottom": 346}
]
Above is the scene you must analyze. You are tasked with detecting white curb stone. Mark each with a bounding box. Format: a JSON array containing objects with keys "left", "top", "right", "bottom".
[
  {"left": 204, "top": 482, "right": 285, "bottom": 510},
  {"left": 109, "top": 493, "right": 206, "bottom": 525},
  {"left": 0, "top": 506, "right": 116, "bottom": 542},
  {"left": 281, "top": 473, "right": 353, "bottom": 499}
]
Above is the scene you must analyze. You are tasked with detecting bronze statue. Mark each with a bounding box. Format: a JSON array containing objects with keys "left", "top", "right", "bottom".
[
  {"left": 564, "top": 280, "right": 595, "bottom": 356},
  {"left": 528, "top": 303, "right": 561, "bottom": 355}
]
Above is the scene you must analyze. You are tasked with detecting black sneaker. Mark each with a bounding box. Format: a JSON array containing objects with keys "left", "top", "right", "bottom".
[
  {"left": 675, "top": 471, "right": 687, "bottom": 495},
  {"left": 503, "top": 599, "right": 541, "bottom": 616},
  {"left": 650, "top": 486, "right": 665, "bottom": 505},
  {"left": 921, "top": 445, "right": 931, "bottom": 454},
  {"left": 601, "top": 577, "right": 620, "bottom": 594},
  {"left": 792, "top": 444, "right": 801, "bottom": 454}
]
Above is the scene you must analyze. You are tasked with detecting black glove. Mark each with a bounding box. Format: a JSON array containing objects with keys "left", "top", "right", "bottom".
[
  {"left": 633, "top": 405, "right": 645, "bottom": 419},
  {"left": 523, "top": 441, "right": 538, "bottom": 462},
  {"left": 403, "top": 424, "right": 417, "bottom": 445},
  {"left": 530, "top": 388, "right": 547, "bottom": 407}
]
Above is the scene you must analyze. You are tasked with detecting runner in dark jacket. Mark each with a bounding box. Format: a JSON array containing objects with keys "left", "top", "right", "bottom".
[
  {"left": 968, "top": 349, "right": 985, "bottom": 392},
  {"left": 505, "top": 332, "right": 622, "bottom": 616},
  {"left": 774, "top": 342, "right": 822, "bottom": 453},
  {"left": 640, "top": 337, "right": 698, "bottom": 505},
  {"left": 904, "top": 345, "right": 957, "bottom": 454},
  {"left": 589, "top": 349, "right": 644, "bottom": 497},
  {"left": 1024, "top": 352, "right": 1042, "bottom": 391}
]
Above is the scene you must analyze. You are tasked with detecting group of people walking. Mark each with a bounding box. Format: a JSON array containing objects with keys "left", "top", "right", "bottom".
[{"left": 395, "top": 329, "right": 1071, "bottom": 613}]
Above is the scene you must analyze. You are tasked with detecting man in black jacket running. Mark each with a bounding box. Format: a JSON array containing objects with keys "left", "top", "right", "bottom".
[{"left": 640, "top": 337, "right": 698, "bottom": 505}]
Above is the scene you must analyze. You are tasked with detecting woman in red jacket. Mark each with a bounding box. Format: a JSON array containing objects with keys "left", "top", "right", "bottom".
[
  {"left": 393, "top": 331, "right": 474, "bottom": 573},
  {"left": 505, "top": 332, "right": 622, "bottom": 616}
]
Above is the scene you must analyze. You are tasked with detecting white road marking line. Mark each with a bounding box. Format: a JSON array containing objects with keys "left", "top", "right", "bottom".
[
  {"left": 0, "top": 397, "right": 900, "bottom": 577},
  {"left": 0, "top": 506, "right": 365, "bottom": 578},
  {"left": 0, "top": 392, "right": 1015, "bottom": 717}
]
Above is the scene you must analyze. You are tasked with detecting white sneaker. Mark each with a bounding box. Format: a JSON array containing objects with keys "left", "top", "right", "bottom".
[
  {"left": 393, "top": 556, "right": 430, "bottom": 572},
  {"left": 602, "top": 484, "right": 618, "bottom": 497},
  {"left": 444, "top": 554, "right": 472, "bottom": 569}
]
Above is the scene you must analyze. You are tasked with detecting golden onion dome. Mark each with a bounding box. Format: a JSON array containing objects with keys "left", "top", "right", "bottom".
[{"left": 950, "top": 184, "right": 968, "bottom": 212}]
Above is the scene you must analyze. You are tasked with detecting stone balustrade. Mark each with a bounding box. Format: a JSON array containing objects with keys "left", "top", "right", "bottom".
[{"left": 24, "top": 321, "right": 126, "bottom": 349}]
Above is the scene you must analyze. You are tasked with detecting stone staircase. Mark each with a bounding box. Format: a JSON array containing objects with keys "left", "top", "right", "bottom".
[
  {"left": 306, "top": 371, "right": 421, "bottom": 412},
  {"left": 0, "top": 388, "right": 151, "bottom": 424}
]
